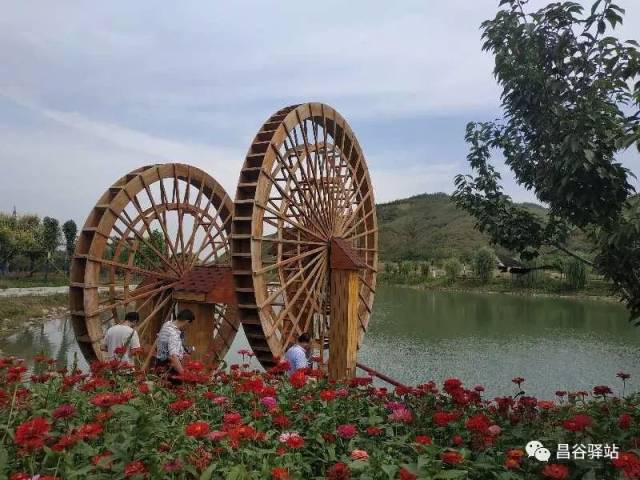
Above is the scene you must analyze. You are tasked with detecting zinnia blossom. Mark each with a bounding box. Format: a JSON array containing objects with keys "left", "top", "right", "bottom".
[
  {"left": 124, "top": 460, "right": 147, "bottom": 478},
  {"left": 398, "top": 468, "right": 417, "bottom": 480},
  {"left": 327, "top": 462, "right": 350, "bottom": 480},
  {"left": 562, "top": 414, "right": 592, "bottom": 432},
  {"left": 185, "top": 421, "right": 210, "bottom": 438},
  {"left": 271, "top": 467, "right": 289, "bottom": 479},
  {"left": 52, "top": 403, "right": 76, "bottom": 420},
  {"left": 465, "top": 413, "right": 491, "bottom": 433},
  {"left": 350, "top": 449, "right": 369, "bottom": 460},
  {"left": 441, "top": 450, "right": 463, "bottom": 465},
  {"left": 14, "top": 417, "right": 50, "bottom": 451},
  {"left": 168, "top": 399, "right": 194, "bottom": 413},
  {"left": 336, "top": 424, "right": 357, "bottom": 439}
]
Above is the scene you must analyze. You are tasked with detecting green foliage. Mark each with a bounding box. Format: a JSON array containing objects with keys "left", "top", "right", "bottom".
[
  {"left": 453, "top": 0, "right": 640, "bottom": 321},
  {"left": 135, "top": 229, "right": 167, "bottom": 270},
  {"left": 472, "top": 247, "right": 495, "bottom": 284},
  {"left": 564, "top": 257, "right": 588, "bottom": 291},
  {"left": 62, "top": 220, "right": 78, "bottom": 263},
  {"left": 443, "top": 258, "right": 462, "bottom": 284}
]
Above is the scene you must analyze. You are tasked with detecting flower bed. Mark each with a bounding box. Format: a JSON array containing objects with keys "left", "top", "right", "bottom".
[{"left": 0, "top": 354, "right": 638, "bottom": 479}]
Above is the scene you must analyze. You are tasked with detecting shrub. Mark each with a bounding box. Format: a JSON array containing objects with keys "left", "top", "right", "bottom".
[
  {"left": 472, "top": 247, "right": 496, "bottom": 284},
  {"left": 443, "top": 258, "right": 462, "bottom": 284}
]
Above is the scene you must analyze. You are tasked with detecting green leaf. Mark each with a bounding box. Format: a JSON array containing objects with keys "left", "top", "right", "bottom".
[
  {"left": 200, "top": 463, "right": 217, "bottom": 480},
  {"left": 433, "top": 470, "right": 468, "bottom": 479}
]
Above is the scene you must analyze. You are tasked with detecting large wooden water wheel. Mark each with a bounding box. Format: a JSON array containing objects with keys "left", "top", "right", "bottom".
[
  {"left": 69, "top": 164, "right": 238, "bottom": 363},
  {"left": 231, "top": 103, "right": 378, "bottom": 377}
]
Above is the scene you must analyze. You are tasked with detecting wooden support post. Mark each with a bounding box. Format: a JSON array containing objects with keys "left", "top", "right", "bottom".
[
  {"left": 328, "top": 268, "right": 360, "bottom": 381},
  {"left": 328, "top": 237, "right": 366, "bottom": 382},
  {"left": 177, "top": 301, "right": 212, "bottom": 362}
]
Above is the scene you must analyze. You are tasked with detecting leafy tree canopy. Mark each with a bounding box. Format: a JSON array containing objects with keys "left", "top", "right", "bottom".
[{"left": 453, "top": 0, "right": 640, "bottom": 320}]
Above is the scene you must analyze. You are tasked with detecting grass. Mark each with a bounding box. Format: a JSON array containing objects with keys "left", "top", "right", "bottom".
[
  {"left": 0, "top": 272, "right": 69, "bottom": 289},
  {"left": 0, "top": 293, "right": 69, "bottom": 334}
]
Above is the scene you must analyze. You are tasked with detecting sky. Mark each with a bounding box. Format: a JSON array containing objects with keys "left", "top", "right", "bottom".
[{"left": 1, "top": 0, "right": 639, "bottom": 224}]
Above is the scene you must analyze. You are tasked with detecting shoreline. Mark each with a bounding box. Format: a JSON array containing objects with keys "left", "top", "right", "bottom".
[
  {"left": 381, "top": 281, "right": 622, "bottom": 304},
  {"left": 0, "top": 293, "right": 69, "bottom": 338}
]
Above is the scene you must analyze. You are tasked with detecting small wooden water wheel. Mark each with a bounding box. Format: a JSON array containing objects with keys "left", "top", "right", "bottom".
[
  {"left": 69, "top": 164, "right": 238, "bottom": 363},
  {"left": 231, "top": 103, "right": 378, "bottom": 379}
]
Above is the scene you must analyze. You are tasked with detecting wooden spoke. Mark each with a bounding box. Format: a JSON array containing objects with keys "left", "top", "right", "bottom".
[
  {"left": 70, "top": 164, "right": 239, "bottom": 363},
  {"left": 232, "top": 103, "right": 378, "bottom": 369}
]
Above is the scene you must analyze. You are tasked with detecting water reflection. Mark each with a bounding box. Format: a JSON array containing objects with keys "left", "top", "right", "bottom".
[{"left": 358, "top": 286, "right": 640, "bottom": 399}]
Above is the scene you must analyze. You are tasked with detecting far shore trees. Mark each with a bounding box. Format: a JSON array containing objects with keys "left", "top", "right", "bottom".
[{"left": 453, "top": 0, "right": 640, "bottom": 322}]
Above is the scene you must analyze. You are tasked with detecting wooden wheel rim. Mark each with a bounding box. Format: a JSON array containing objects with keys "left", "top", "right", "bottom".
[
  {"left": 232, "top": 103, "right": 378, "bottom": 367},
  {"left": 69, "top": 163, "right": 238, "bottom": 363}
]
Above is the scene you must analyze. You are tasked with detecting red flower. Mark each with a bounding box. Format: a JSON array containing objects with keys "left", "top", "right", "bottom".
[
  {"left": 415, "top": 435, "right": 432, "bottom": 445},
  {"left": 617, "top": 372, "right": 631, "bottom": 381},
  {"left": 185, "top": 421, "right": 210, "bottom": 438},
  {"left": 366, "top": 426, "right": 383, "bottom": 436},
  {"left": 52, "top": 403, "right": 76, "bottom": 420},
  {"left": 286, "top": 434, "right": 305, "bottom": 449},
  {"left": 465, "top": 413, "right": 491, "bottom": 433},
  {"left": 290, "top": 370, "right": 306, "bottom": 389},
  {"left": 541, "top": 464, "right": 569, "bottom": 479},
  {"left": 433, "top": 411, "right": 458, "bottom": 427},
  {"left": 271, "top": 467, "right": 289, "bottom": 479},
  {"left": 398, "top": 468, "right": 417, "bottom": 480},
  {"left": 273, "top": 415, "right": 292, "bottom": 428},
  {"left": 443, "top": 378, "right": 462, "bottom": 394},
  {"left": 336, "top": 424, "right": 357, "bottom": 439},
  {"left": 320, "top": 389, "right": 337, "bottom": 401},
  {"left": 441, "top": 450, "right": 463, "bottom": 465},
  {"left": 327, "top": 462, "right": 350, "bottom": 480},
  {"left": 52, "top": 434, "right": 79, "bottom": 452},
  {"left": 169, "top": 399, "right": 193, "bottom": 413},
  {"left": 593, "top": 385, "right": 613, "bottom": 396},
  {"left": 620, "top": 413, "right": 633, "bottom": 429},
  {"left": 563, "top": 414, "right": 592, "bottom": 432},
  {"left": 76, "top": 422, "right": 103, "bottom": 440},
  {"left": 223, "top": 412, "right": 242, "bottom": 425},
  {"left": 14, "top": 417, "right": 50, "bottom": 451},
  {"left": 504, "top": 458, "right": 520, "bottom": 469},
  {"left": 10, "top": 474, "right": 30, "bottom": 480},
  {"left": 452, "top": 435, "right": 464, "bottom": 446},
  {"left": 124, "top": 460, "right": 148, "bottom": 478},
  {"left": 512, "top": 376, "right": 525, "bottom": 386}
]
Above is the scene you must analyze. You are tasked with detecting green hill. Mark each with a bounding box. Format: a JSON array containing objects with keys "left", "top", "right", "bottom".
[{"left": 376, "top": 192, "right": 587, "bottom": 263}]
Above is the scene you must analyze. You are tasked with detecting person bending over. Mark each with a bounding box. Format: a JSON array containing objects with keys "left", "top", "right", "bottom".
[
  {"left": 284, "top": 333, "right": 310, "bottom": 375},
  {"left": 153, "top": 309, "right": 194, "bottom": 376},
  {"left": 101, "top": 311, "right": 141, "bottom": 363}
]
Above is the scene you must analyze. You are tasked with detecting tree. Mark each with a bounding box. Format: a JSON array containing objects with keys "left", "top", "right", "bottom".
[
  {"left": 453, "top": 0, "right": 640, "bottom": 321},
  {"left": 443, "top": 258, "right": 462, "bottom": 284},
  {"left": 41, "top": 217, "right": 61, "bottom": 281},
  {"left": 62, "top": 220, "right": 77, "bottom": 273},
  {"left": 472, "top": 247, "right": 496, "bottom": 284}
]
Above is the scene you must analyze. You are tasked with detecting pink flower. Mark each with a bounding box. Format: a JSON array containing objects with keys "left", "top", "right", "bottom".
[
  {"left": 388, "top": 407, "right": 413, "bottom": 424},
  {"left": 350, "top": 449, "right": 369, "bottom": 460},
  {"left": 487, "top": 424, "right": 501, "bottom": 436},
  {"left": 261, "top": 396, "right": 277, "bottom": 409}
]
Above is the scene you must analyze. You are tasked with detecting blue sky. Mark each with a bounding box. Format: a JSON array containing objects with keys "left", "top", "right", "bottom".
[{"left": 1, "top": 0, "right": 639, "bottom": 223}]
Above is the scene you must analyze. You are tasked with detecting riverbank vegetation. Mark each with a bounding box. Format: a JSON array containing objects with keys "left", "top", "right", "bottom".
[
  {"left": 0, "top": 294, "right": 68, "bottom": 335},
  {"left": 0, "top": 354, "right": 637, "bottom": 479}
]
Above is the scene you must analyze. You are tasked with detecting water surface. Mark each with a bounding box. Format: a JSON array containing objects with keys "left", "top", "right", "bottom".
[{"left": 1, "top": 286, "right": 638, "bottom": 399}]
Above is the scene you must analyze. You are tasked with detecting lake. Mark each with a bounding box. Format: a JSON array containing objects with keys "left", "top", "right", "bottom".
[{"left": 1, "top": 286, "right": 638, "bottom": 399}]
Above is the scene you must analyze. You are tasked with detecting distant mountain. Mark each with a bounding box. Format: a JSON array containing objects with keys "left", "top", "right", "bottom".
[{"left": 375, "top": 192, "right": 588, "bottom": 262}]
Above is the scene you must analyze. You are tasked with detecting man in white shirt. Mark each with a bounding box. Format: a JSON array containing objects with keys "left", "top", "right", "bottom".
[
  {"left": 284, "top": 333, "right": 310, "bottom": 375},
  {"left": 101, "top": 311, "right": 141, "bottom": 363},
  {"left": 153, "top": 309, "right": 195, "bottom": 377}
]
